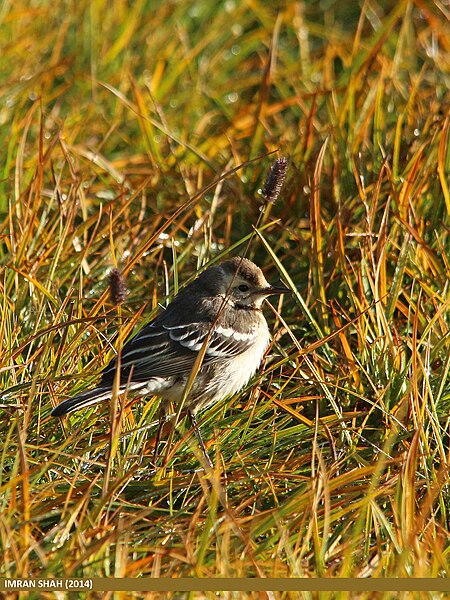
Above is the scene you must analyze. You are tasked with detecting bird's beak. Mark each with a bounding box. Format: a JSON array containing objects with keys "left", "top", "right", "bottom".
[{"left": 258, "top": 282, "right": 291, "bottom": 297}]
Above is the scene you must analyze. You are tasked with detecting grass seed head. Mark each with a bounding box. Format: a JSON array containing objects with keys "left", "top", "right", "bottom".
[
  {"left": 263, "top": 156, "right": 288, "bottom": 204},
  {"left": 109, "top": 268, "right": 128, "bottom": 305}
]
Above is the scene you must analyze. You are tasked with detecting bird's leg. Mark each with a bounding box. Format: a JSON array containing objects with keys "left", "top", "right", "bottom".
[
  {"left": 154, "top": 402, "right": 168, "bottom": 464},
  {"left": 187, "top": 409, "right": 213, "bottom": 469}
]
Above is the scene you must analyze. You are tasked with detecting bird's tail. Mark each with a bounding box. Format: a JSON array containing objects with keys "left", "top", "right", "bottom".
[{"left": 51, "top": 387, "right": 114, "bottom": 417}]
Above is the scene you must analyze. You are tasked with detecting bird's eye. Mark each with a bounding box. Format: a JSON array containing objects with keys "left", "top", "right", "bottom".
[{"left": 237, "top": 284, "right": 249, "bottom": 292}]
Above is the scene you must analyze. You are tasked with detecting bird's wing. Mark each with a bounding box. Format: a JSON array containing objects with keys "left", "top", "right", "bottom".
[{"left": 99, "top": 320, "right": 258, "bottom": 385}]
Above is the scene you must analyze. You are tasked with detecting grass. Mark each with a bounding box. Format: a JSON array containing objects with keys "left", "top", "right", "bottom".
[{"left": 1, "top": 0, "right": 450, "bottom": 597}]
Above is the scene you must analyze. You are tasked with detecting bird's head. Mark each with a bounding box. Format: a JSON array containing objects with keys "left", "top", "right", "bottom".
[{"left": 201, "top": 256, "right": 288, "bottom": 309}]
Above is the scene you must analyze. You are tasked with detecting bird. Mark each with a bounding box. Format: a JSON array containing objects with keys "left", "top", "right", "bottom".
[{"left": 51, "top": 256, "right": 288, "bottom": 466}]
